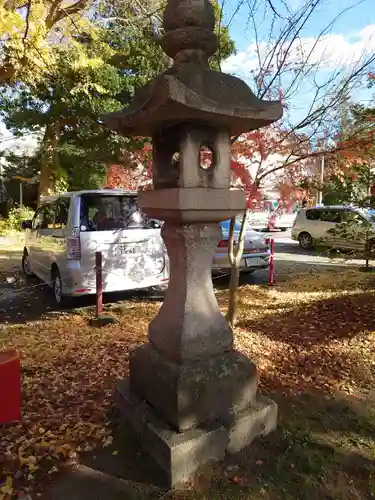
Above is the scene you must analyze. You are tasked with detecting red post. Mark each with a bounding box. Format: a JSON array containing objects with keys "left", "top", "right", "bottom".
[
  {"left": 96, "top": 251, "right": 103, "bottom": 317},
  {"left": 0, "top": 348, "right": 21, "bottom": 424},
  {"left": 269, "top": 238, "right": 275, "bottom": 285}
]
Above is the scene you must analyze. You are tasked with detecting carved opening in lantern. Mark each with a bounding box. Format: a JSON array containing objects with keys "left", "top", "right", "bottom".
[{"left": 199, "top": 144, "right": 215, "bottom": 171}]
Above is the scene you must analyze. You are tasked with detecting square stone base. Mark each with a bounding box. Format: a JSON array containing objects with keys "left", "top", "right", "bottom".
[
  {"left": 130, "top": 343, "right": 258, "bottom": 432},
  {"left": 115, "top": 379, "right": 277, "bottom": 488},
  {"left": 225, "top": 395, "right": 278, "bottom": 454},
  {"left": 115, "top": 380, "right": 228, "bottom": 487}
]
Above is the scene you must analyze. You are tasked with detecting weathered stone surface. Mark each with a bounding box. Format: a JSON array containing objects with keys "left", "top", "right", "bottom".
[
  {"left": 115, "top": 379, "right": 228, "bottom": 488},
  {"left": 138, "top": 188, "right": 245, "bottom": 223},
  {"left": 225, "top": 396, "right": 278, "bottom": 454},
  {"left": 130, "top": 343, "right": 258, "bottom": 432},
  {"left": 146, "top": 222, "right": 233, "bottom": 362},
  {"left": 102, "top": 0, "right": 283, "bottom": 137},
  {"left": 163, "top": 0, "right": 215, "bottom": 32},
  {"left": 150, "top": 124, "right": 231, "bottom": 190},
  {"left": 105, "top": 0, "right": 280, "bottom": 487},
  {"left": 103, "top": 71, "right": 283, "bottom": 137}
]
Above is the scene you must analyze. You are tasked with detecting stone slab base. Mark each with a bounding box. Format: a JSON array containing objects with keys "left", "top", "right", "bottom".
[
  {"left": 226, "top": 395, "right": 278, "bottom": 454},
  {"left": 115, "top": 379, "right": 277, "bottom": 488},
  {"left": 130, "top": 343, "right": 258, "bottom": 432},
  {"left": 115, "top": 379, "right": 228, "bottom": 487}
]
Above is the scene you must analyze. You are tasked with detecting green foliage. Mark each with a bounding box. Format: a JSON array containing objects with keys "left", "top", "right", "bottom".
[
  {"left": 4, "top": 206, "right": 35, "bottom": 232},
  {"left": 0, "top": 0, "right": 91, "bottom": 84},
  {"left": 1, "top": 27, "right": 137, "bottom": 195},
  {"left": 323, "top": 162, "right": 375, "bottom": 207},
  {"left": 323, "top": 177, "right": 354, "bottom": 205},
  {"left": 326, "top": 209, "right": 375, "bottom": 268},
  {"left": 1, "top": 0, "right": 236, "bottom": 200},
  {"left": 324, "top": 99, "right": 375, "bottom": 206}
]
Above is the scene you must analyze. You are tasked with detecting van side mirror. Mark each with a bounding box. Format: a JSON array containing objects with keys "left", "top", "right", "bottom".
[{"left": 21, "top": 219, "right": 32, "bottom": 230}]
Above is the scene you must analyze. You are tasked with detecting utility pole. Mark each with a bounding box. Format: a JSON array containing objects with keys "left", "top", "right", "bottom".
[{"left": 317, "top": 155, "right": 325, "bottom": 205}]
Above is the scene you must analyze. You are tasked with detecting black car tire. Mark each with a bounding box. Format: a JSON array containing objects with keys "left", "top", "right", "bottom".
[
  {"left": 298, "top": 232, "right": 314, "bottom": 250},
  {"left": 51, "top": 268, "right": 73, "bottom": 308},
  {"left": 22, "top": 250, "right": 35, "bottom": 277}
]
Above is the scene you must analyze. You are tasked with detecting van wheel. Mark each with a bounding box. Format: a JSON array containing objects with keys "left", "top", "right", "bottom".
[
  {"left": 22, "top": 250, "right": 34, "bottom": 277},
  {"left": 299, "top": 232, "right": 314, "bottom": 250},
  {"left": 52, "top": 268, "right": 74, "bottom": 308},
  {"left": 52, "top": 268, "right": 64, "bottom": 306}
]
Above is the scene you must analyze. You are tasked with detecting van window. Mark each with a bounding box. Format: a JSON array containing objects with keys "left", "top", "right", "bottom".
[
  {"left": 320, "top": 209, "right": 342, "bottom": 223},
  {"left": 306, "top": 209, "right": 320, "bottom": 220},
  {"left": 54, "top": 199, "right": 70, "bottom": 229},
  {"left": 33, "top": 204, "right": 55, "bottom": 229},
  {"left": 79, "top": 194, "right": 160, "bottom": 231}
]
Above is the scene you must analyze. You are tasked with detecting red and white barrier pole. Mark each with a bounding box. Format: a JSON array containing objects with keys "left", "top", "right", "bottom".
[
  {"left": 269, "top": 238, "right": 275, "bottom": 285},
  {"left": 96, "top": 251, "right": 103, "bottom": 317}
]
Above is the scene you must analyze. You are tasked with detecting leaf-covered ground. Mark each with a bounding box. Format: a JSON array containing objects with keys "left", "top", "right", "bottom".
[{"left": 1, "top": 267, "right": 375, "bottom": 499}]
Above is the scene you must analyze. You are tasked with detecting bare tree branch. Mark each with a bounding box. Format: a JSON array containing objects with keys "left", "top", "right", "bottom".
[{"left": 23, "top": 0, "right": 32, "bottom": 43}]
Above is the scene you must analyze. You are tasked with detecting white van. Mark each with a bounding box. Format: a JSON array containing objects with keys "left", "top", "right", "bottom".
[
  {"left": 21, "top": 189, "right": 168, "bottom": 305},
  {"left": 291, "top": 205, "right": 375, "bottom": 250}
]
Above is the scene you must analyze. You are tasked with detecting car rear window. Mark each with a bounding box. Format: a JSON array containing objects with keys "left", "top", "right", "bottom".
[
  {"left": 220, "top": 219, "right": 243, "bottom": 233},
  {"left": 79, "top": 194, "right": 161, "bottom": 231}
]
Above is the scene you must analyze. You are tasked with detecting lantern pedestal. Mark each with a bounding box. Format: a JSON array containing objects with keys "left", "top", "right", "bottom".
[
  {"left": 116, "top": 379, "right": 277, "bottom": 487},
  {"left": 114, "top": 220, "right": 277, "bottom": 487}
]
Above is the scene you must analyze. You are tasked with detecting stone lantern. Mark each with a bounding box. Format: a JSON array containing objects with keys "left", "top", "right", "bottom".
[{"left": 104, "top": 0, "right": 283, "bottom": 488}]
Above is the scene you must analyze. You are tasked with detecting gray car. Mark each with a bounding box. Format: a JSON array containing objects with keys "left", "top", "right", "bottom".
[{"left": 212, "top": 219, "right": 270, "bottom": 275}]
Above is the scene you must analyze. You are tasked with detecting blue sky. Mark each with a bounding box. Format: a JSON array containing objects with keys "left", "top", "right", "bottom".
[
  {"left": 220, "top": 0, "right": 375, "bottom": 133},
  {"left": 1, "top": 0, "right": 374, "bottom": 155},
  {"left": 222, "top": 0, "right": 375, "bottom": 52}
]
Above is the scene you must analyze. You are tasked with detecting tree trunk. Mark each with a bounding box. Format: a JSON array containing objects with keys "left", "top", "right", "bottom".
[
  {"left": 38, "top": 123, "right": 60, "bottom": 204},
  {"left": 226, "top": 260, "right": 240, "bottom": 329},
  {"left": 226, "top": 209, "right": 250, "bottom": 328}
]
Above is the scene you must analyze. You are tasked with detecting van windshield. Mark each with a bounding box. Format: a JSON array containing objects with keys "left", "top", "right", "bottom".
[{"left": 80, "top": 194, "right": 161, "bottom": 231}]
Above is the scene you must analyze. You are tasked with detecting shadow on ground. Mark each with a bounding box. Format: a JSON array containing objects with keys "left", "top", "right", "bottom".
[
  {"left": 238, "top": 290, "right": 375, "bottom": 347},
  {"left": 44, "top": 392, "right": 375, "bottom": 500}
]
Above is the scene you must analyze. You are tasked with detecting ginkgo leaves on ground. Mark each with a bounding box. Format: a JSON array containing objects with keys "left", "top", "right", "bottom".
[{"left": 0, "top": 268, "right": 374, "bottom": 498}]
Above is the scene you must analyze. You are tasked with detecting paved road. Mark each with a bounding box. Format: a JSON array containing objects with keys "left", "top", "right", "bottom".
[
  {"left": 0, "top": 231, "right": 370, "bottom": 325},
  {"left": 263, "top": 229, "right": 370, "bottom": 267}
]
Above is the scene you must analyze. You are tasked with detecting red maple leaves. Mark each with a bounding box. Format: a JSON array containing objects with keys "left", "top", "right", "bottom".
[{"left": 105, "top": 124, "right": 309, "bottom": 208}]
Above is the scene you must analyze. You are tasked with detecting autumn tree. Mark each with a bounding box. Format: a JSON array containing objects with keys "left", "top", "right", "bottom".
[
  {"left": 319, "top": 96, "right": 375, "bottom": 205},
  {"left": 0, "top": 0, "right": 91, "bottom": 83},
  {"left": 0, "top": 0, "right": 235, "bottom": 201},
  {"left": 224, "top": 124, "right": 313, "bottom": 326},
  {"left": 219, "top": 0, "right": 375, "bottom": 326}
]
